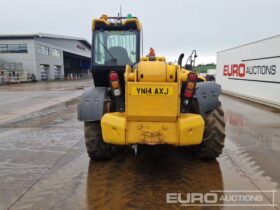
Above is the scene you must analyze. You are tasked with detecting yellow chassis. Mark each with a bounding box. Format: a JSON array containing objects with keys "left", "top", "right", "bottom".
[{"left": 100, "top": 58, "right": 206, "bottom": 146}]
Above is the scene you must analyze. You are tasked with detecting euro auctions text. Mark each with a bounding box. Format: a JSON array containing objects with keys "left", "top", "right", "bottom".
[{"left": 166, "top": 190, "right": 278, "bottom": 207}]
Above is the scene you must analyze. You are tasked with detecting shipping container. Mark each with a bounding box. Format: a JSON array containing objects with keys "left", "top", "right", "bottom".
[{"left": 216, "top": 35, "right": 280, "bottom": 108}]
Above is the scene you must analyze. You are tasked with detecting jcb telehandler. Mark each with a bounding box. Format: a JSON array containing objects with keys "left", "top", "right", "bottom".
[{"left": 78, "top": 15, "right": 225, "bottom": 160}]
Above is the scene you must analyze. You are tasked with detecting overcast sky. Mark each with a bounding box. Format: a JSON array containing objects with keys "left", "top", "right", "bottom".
[{"left": 1, "top": 0, "right": 280, "bottom": 64}]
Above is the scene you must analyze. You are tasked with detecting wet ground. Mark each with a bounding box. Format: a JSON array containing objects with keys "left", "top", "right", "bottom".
[{"left": 0, "top": 81, "right": 279, "bottom": 210}]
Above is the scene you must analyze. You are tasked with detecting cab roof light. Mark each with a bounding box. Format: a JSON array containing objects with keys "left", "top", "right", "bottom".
[
  {"left": 100, "top": 14, "right": 108, "bottom": 20},
  {"left": 127, "top": 14, "right": 133, "bottom": 19}
]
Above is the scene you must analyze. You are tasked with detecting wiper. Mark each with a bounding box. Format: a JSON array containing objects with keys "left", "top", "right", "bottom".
[{"left": 96, "top": 37, "right": 117, "bottom": 63}]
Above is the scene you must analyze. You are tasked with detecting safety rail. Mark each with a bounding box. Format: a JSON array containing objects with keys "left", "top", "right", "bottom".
[{"left": 0, "top": 73, "right": 92, "bottom": 86}]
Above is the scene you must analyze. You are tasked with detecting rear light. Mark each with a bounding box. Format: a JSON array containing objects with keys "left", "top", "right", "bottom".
[
  {"left": 113, "top": 89, "right": 121, "bottom": 96},
  {"left": 187, "top": 82, "right": 195, "bottom": 90},
  {"left": 109, "top": 71, "right": 121, "bottom": 97},
  {"left": 183, "top": 72, "right": 197, "bottom": 99},
  {"left": 188, "top": 73, "right": 197, "bottom": 82},
  {"left": 109, "top": 71, "right": 118, "bottom": 81},
  {"left": 184, "top": 89, "right": 193, "bottom": 98},
  {"left": 111, "top": 81, "right": 119, "bottom": 89}
]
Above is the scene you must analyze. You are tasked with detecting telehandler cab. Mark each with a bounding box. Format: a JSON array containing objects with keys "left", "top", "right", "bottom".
[{"left": 78, "top": 14, "right": 225, "bottom": 160}]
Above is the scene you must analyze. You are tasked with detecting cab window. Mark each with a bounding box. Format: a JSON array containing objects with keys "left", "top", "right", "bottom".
[{"left": 93, "top": 30, "right": 137, "bottom": 66}]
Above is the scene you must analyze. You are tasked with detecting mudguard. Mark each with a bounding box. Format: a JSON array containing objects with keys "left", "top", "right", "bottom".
[
  {"left": 77, "top": 87, "right": 107, "bottom": 121},
  {"left": 194, "top": 82, "right": 221, "bottom": 117}
]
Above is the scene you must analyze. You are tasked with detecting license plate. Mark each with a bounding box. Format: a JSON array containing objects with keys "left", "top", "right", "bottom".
[{"left": 131, "top": 86, "right": 173, "bottom": 96}]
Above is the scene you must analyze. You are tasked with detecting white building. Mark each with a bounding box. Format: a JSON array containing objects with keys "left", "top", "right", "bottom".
[{"left": 0, "top": 33, "right": 91, "bottom": 80}]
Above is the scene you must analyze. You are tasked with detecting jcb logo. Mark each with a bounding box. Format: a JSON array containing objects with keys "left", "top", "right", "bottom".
[{"left": 223, "top": 64, "right": 246, "bottom": 77}]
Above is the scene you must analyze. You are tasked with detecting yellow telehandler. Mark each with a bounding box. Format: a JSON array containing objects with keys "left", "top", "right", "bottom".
[{"left": 78, "top": 14, "right": 225, "bottom": 160}]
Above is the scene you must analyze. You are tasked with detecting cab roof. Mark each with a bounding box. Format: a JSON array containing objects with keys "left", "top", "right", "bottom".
[{"left": 92, "top": 15, "right": 141, "bottom": 31}]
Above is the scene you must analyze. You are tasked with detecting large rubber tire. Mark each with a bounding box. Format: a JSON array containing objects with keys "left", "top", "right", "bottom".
[
  {"left": 193, "top": 106, "right": 225, "bottom": 160},
  {"left": 84, "top": 121, "right": 113, "bottom": 160}
]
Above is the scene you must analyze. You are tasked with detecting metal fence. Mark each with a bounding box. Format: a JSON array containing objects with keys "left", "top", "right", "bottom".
[
  {"left": 0, "top": 58, "right": 25, "bottom": 86},
  {"left": 0, "top": 76, "right": 32, "bottom": 86}
]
